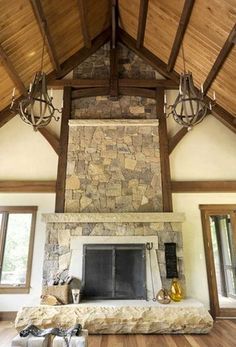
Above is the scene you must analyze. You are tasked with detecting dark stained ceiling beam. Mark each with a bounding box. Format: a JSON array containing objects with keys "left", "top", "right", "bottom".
[
  {"left": 119, "top": 28, "right": 236, "bottom": 138},
  {"left": 30, "top": 0, "right": 61, "bottom": 72},
  {"left": 48, "top": 78, "right": 178, "bottom": 89},
  {"left": 77, "top": 0, "right": 91, "bottom": 48},
  {"left": 136, "top": 0, "right": 149, "bottom": 49},
  {"left": 119, "top": 28, "right": 179, "bottom": 81},
  {"left": 38, "top": 128, "right": 60, "bottom": 155},
  {"left": 0, "top": 28, "right": 111, "bottom": 129},
  {"left": 110, "top": 0, "right": 119, "bottom": 99},
  {"left": 169, "top": 127, "right": 188, "bottom": 154},
  {"left": 0, "top": 45, "right": 26, "bottom": 95},
  {"left": 203, "top": 23, "right": 236, "bottom": 94},
  {"left": 167, "top": 0, "right": 195, "bottom": 72}
]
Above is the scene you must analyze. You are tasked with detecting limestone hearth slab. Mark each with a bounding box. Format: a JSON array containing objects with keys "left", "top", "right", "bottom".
[
  {"left": 42, "top": 212, "right": 185, "bottom": 223},
  {"left": 15, "top": 299, "right": 213, "bottom": 335},
  {"left": 68, "top": 119, "right": 159, "bottom": 127}
]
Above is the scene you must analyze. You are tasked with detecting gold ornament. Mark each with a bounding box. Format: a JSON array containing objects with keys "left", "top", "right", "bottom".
[
  {"left": 169, "top": 278, "right": 183, "bottom": 302},
  {"left": 156, "top": 288, "right": 171, "bottom": 304}
]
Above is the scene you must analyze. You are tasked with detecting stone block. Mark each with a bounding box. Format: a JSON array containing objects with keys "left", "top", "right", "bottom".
[
  {"left": 11, "top": 334, "right": 29, "bottom": 347},
  {"left": 59, "top": 253, "right": 71, "bottom": 271},
  {"left": 124, "top": 158, "right": 136, "bottom": 170},
  {"left": 80, "top": 196, "right": 92, "bottom": 210},
  {"left": 106, "top": 184, "right": 122, "bottom": 197},
  {"left": 58, "top": 229, "right": 70, "bottom": 247}
]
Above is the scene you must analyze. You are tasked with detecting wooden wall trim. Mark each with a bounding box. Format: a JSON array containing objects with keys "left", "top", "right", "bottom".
[
  {"left": 0, "top": 181, "right": 56, "bottom": 193},
  {"left": 55, "top": 87, "right": 71, "bottom": 212},
  {"left": 0, "top": 311, "right": 17, "bottom": 321},
  {"left": 157, "top": 88, "right": 173, "bottom": 212},
  {"left": 172, "top": 181, "right": 236, "bottom": 193}
]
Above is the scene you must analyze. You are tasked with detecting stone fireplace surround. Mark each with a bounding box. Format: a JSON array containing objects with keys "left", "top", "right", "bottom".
[{"left": 42, "top": 212, "right": 186, "bottom": 292}]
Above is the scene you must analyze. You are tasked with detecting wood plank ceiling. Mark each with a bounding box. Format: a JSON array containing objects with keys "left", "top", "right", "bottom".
[{"left": 0, "top": 0, "right": 235, "bottom": 126}]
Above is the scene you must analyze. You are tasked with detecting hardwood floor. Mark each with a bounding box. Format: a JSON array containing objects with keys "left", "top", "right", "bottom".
[{"left": 1, "top": 320, "right": 236, "bottom": 347}]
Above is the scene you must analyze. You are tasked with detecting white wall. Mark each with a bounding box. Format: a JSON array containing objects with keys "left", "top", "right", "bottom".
[
  {"left": 0, "top": 193, "right": 55, "bottom": 311},
  {"left": 0, "top": 117, "right": 58, "bottom": 180},
  {"left": 170, "top": 116, "right": 236, "bottom": 308},
  {"left": 0, "top": 115, "right": 58, "bottom": 311}
]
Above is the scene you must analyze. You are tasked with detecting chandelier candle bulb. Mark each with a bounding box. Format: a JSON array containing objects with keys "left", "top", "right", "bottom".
[
  {"left": 213, "top": 91, "right": 216, "bottom": 100},
  {"left": 12, "top": 87, "right": 15, "bottom": 97},
  {"left": 164, "top": 92, "right": 167, "bottom": 104},
  {"left": 29, "top": 83, "right": 32, "bottom": 92},
  {"left": 50, "top": 88, "right": 53, "bottom": 98},
  {"left": 200, "top": 83, "right": 203, "bottom": 93}
]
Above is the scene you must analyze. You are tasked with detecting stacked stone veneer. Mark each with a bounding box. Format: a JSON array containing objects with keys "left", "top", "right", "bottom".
[
  {"left": 72, "top": 43, "right": 159, "bottom": 119},
  {"left": 65, "top": 120, "right": 162, "bottom": 213},
  {"left": 43, "top": 218, "right": 185, "bottom": 291}
]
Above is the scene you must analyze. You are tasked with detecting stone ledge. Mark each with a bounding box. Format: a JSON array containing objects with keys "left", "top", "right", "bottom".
[
  {"left": 15, "top": 299, "right": 213, "bottom": 334},
  {"left": 68, "top": 119, "right": 159, "bottom": 127},
  {"left": 42, "top": 212, "right": 185, "bottom": 223}
]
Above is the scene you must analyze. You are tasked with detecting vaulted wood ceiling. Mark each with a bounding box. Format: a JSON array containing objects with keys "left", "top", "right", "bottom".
[{"left": 0, "top": 0, "right": 235, "bottom": 129}]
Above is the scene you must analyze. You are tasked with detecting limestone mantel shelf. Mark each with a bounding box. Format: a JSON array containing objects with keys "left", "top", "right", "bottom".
[
  {"left": 68, "top": 119, "right": 159, "bottom": 127},
  {"left": 42, "top": 212, "right": 185, "bottom": 223}
]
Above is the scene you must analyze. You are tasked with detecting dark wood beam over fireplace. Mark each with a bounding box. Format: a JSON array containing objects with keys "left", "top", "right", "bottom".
[
  {"left": 55, "top": 87, "right": 71, "bottom": 212},
  {"left": 157, "top": 88, "right": 173, "bottom": 212}
]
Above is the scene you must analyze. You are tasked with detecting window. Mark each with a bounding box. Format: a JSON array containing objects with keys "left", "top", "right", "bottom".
[{"left": 0, "top": 206, "right": 37, "bottom": 294}]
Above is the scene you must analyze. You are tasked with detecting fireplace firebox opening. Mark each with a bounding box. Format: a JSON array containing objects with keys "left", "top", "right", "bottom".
[{"left": 82, "top": 244, "right": 147, "bottom": 300}]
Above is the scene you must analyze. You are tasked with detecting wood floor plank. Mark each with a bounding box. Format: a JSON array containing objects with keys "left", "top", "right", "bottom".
[{"left": 2, "top": 320, "right": 236, "bottom": 347}]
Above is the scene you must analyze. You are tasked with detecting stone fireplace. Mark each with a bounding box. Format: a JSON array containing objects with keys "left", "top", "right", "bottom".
[{"left": 42, "top": 119, "right": 186, "bottom": 296}]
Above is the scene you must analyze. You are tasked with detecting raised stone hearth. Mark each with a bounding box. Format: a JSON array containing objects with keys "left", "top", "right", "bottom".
[{"left": 15, "top": 299, "right": 213, "bottom": 334}]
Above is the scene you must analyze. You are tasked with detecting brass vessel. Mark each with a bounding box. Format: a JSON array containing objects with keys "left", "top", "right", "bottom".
[
  {"left": 156, "top": 288, "right": 171, "bottom": 304},
  {"left": 169, "top": 278, "right": 183, "bottom": 302}
]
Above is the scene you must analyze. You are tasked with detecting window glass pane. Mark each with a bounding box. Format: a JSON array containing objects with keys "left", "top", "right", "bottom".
[
  {"left": 0, "top": 213, "right": 32, "bottom": 285},
  {"left": 0, "top": 213, "right": 2, "bottom": 228}
]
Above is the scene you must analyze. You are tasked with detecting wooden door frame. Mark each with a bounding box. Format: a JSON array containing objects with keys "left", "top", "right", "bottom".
[{"left": 200, "top": 204, "right": 236, "bottom": 318}]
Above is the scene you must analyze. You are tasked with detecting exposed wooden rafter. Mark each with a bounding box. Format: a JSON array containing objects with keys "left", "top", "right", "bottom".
[
  {"left": 0, "top": 45, "right": 26, "bottom": 95},
  {"left": 110, "top": 0, "right": 119, "bottom": 99},
  {"left": 119, "top": 29, "right": 236, "bottom": 139},
  {"left": 203, "top": 23, "right": 236, "bottom": 94},
  {"left": 168, "top": 127, "right": 188, "bottom": 154},
  {"left": 0, "top": 28, "right": 111, "bottom": 129},
  {"left": 119, "top": 28, "right": 179, "bottom": 81},
  {"left": 71, "top": 86, "right": 156, "bottom": 99},
  {"left": 136, "top": 0, "right": 149, "bottom": 49},
  {"left": 30, "top": 0, "right": 61, "bottom": 72},
  {"left": 167, "top": 0, "right": 195, "bottom": 72},
  {"left": 38, "top": 128, "right": 60, "bottom": 155},
  {"left": 77, "top": 0, "right": 91, "bottom": 48},
  {"left": 49, "top": 78, "right": 178, "bottom": 89}
]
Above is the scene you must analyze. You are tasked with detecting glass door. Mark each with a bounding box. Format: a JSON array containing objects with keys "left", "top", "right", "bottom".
[{"left": 200, "top": 205, "right": 236, "bottom": 318}]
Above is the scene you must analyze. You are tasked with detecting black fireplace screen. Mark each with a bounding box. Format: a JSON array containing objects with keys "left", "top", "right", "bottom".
[{"left": 82, "top": 244, "right": 146, "bottom": 300}]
